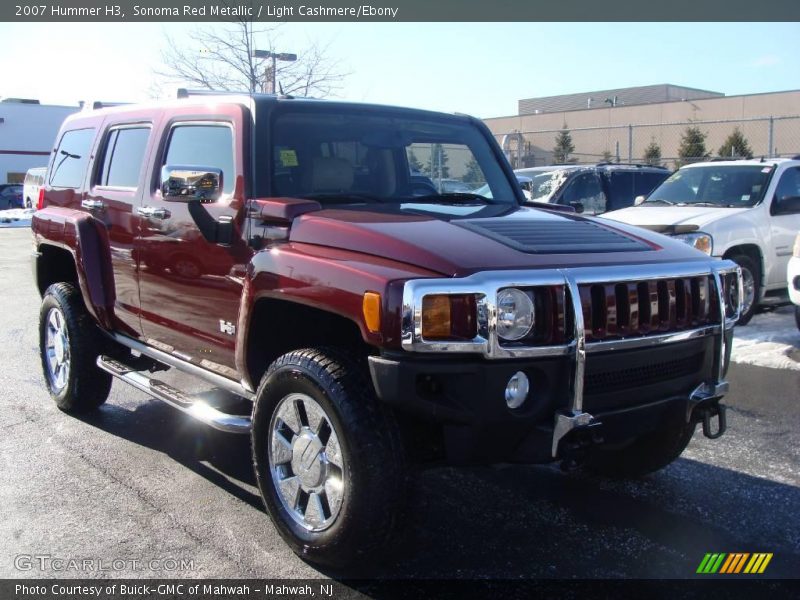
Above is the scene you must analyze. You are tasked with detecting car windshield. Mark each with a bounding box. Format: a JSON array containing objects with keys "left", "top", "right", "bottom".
[
  {"left": 645, "top": 165, "right": 772, "bottom": 207},
  {"left": 266, "top": 107, "right": 517, "bottom": 205},
  {"left": 516, "top": 169, "right": 572, "bottom": 202}
]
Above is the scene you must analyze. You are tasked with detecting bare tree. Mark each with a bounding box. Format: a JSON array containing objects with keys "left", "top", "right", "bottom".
[{"left": 155, "top": 19, "right": 347, "bottom": 97}]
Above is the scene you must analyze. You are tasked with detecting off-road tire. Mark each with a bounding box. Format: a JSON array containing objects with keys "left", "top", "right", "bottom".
[
  {"left": 251, "top": 347, "right": 406, "bottom": 569},
  {"left": 39, "top": 282, "right": 112, "bottom": 412},
  {"left": 585, "top": 420, "right": 697, "bottom": 479},
  {"left": 729, "top": 254, "right": 760, "bottom": 325}
]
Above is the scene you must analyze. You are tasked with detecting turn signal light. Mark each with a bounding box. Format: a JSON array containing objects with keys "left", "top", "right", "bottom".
[
  {"left": 421, "top": 294, "right": 477, "bottom": 340},
  {"left": 362, "top": 292, "right": 381, "bottom": 333}
]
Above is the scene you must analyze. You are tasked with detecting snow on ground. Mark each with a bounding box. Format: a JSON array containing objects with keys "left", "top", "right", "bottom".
[
  {"left": 732, "top": 306, "right": 800, "bottom": 371},
  {"left": 0, "top": 208, "right": 35, "bottom": 228}
]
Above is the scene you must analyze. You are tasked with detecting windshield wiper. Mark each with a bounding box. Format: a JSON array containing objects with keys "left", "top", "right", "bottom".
[
  {"left": 641, "top": 198, "right": 676, "bottom": 206},
  {"left": 403, "top": 193, "right": 496, "bottom": 205},
  {"left": 303, "top": 192, "right": 385, "bottom": 204},
  {"left": 677, "top": 202, "right": 734, "bottom": 208}
]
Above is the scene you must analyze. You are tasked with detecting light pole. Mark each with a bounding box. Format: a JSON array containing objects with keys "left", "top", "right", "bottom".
[{"left": 252, "top": 49, "right": 297, "bottom": 94}]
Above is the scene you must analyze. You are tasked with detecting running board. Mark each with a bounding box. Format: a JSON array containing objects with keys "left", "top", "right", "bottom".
[{"left": 96, "top": 356, "right": 252, "bottom": 434}]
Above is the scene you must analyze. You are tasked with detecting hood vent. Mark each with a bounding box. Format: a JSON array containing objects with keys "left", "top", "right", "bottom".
[{"left": 456, "top": 219, "right": 651, "bottom": 254}]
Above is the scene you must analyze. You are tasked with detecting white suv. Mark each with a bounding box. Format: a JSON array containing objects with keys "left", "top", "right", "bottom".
[
  {"left": 23, "top": 166, "right": 47, "bottom": 209},
  {"left": 789, "top": 233, "right": 800, "bottom": 330},
  {"left": 603, "top": 158, "right": 800, "bottom": 324}
]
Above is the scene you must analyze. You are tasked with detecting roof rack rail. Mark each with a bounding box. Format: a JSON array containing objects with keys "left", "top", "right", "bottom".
[
  {"left": 595, "top": 162, "right": 668, "bottom": 169},
  {"left": 91, "top": 101, "right": 130, "bottom": 110},
  {"left": 177, "top": 88, "right": 252, "bottom": 99}
]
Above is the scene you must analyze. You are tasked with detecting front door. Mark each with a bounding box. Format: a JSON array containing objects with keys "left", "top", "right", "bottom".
[
  {"left": 136, "top": 110, "right": 251, "bottom": 379},
  {"left": 767, "top": 165, "right": 800, "bottom": 286}
]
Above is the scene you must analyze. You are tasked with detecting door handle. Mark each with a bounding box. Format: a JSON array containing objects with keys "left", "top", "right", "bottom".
[
  {"left": 81, "top": 199, "right": 105, "bottom": 211},
  {"left": 136, "top": 206, "right": 171, "bottom": 220}
]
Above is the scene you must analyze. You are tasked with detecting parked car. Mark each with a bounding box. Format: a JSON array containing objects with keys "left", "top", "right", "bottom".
[
  {"left": 472, "top": 173, "right": 534, "bottom": 200},
  {"left": 603, "top": 158, "right": 800, "bottom": 325},
  {"left": 439, "top": 178, "right": 475, "bottom": 193},
  {"left": 32, "top": 91, "right": 741, "bottom": 568},
  {"left": 0, "top": 184, "right": 23, "bottom": 210},
  {"left": 23, "top": 167, "right": 47, "bottom": 209},
  {"left": 514, "top": 164, "right": 671, "bottom": 215},
  {"left": 789, "top": 232, "right": 800, "bottom": 330}
]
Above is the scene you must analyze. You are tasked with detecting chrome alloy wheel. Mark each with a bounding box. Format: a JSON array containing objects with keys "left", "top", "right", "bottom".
[
  {"left": 740, "top": 266, "right": 756, "bottom": 318},
  {"left": 268, "top": 393, "right": 345, "bottom": 532},
  {"left": 44, "top": 307, "right": 70, "bottom": 392}
]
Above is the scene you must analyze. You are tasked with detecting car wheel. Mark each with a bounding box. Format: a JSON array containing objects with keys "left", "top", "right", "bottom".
[
  {"left": 585, "top": 419, "right": 696, "bottom": 479},
  {"left": 25, "top": 197, "right": 32, "bottom": 209},
  {"left": 39, "top": 283, "right": 112, "bottom": 412},
  {"left": 728, "top": 254, "right": 760, "bottom": 325},
  {"left": 251, "top": 347, "right": 406, "bottom": 568},
  {"left": 795, "top": 305, "right": 800, "bottom": 331},
  {"left": 171, "top": 256, "right": 201, "bottom": 279}
]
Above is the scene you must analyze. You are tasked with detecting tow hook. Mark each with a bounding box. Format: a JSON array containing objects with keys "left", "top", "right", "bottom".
[
  {"left": 695, "top": 402, "right": 727, "bottom": 439},
  {"left": 559, "top": 421, "right": 604, "bottom": 471}
]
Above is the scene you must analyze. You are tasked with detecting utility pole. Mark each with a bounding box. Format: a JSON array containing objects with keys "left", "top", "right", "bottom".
[{"left": 252, "top": 50, "right": 298, "bottom": 94}]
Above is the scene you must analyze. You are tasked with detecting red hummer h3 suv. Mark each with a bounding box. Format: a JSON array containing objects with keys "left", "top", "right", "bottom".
[{"left": 32, "top": 91, "right": 742, "bottom": 567}]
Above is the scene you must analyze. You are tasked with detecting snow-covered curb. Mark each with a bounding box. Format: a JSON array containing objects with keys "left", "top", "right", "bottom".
[
  {"left": 731, "top": 307, "right": 800, "bottom": 371},
  {"left": 0, "top": 208, "right": 34, "bottom": 228}
]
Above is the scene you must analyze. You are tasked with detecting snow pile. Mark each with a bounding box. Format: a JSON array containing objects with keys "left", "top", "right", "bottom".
[
  {"left": 731, "top": 306, "right": 800, "bottom": 371},
  {"left": 0, "top": 208, "right": 35, "bottom": 228}
]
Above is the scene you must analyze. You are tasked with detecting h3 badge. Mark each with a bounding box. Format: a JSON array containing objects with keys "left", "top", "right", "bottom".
[{"left": 219, "top": 320, "right": 236, "bottom": 336}]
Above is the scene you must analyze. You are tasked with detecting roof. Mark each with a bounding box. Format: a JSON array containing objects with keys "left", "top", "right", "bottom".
[{"left": 682, "top": 157, "right": 800, "bottom": 169}]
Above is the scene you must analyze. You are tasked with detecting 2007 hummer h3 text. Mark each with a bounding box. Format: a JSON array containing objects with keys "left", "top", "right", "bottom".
[{"left": 32, "top": 91, "right": 742, "bottom": 567}]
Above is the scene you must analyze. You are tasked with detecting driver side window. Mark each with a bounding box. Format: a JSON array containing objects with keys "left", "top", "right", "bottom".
[
  {"left": 775, "top": 167, "right": 800, "bottom": 201},
  {"left": 561, "top": 173, "right": 607, "bottom": 214}
]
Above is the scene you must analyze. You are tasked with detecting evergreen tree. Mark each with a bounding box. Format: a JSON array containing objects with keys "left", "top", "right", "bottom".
[
  {"left": 407, "top": 149, "right": 424, "bottom": 173},
  {"left": 643, "top": 139, "right": 662, "bottom": 166},
  {"left": 601, "top": 150, "right": 614, "bottom": 163},
  {"left": 462, "top": 157, "right": 483, "bottom": 186},
  {"left": 718, "top": 127, "right": 754, "bottom": 159},
  {"left": 431, "top": 144, "right": 450, "bottom": 178},
  {"left": 553, "top": 124, "right": 575, "bottom": 163},
  {"left": 677, "top": 125, "right": 709, "bottom": 165}
]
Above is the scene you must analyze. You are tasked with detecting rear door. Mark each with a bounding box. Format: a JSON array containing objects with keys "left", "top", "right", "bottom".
[
  {"left": 82, "top": 121, "right": 155, "bottom": 338},
  {"left": 136, "top": 105, "right": 251, "bottom": 378}
]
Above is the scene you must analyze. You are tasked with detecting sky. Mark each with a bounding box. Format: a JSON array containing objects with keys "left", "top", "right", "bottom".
[{"left": 0, "top": 22, "right": 798, "bottom": 118}]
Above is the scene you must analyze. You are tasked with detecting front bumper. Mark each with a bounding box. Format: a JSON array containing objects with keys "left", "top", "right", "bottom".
[{"left": 371, "top": 260, "right": 740, "bottom": 464}]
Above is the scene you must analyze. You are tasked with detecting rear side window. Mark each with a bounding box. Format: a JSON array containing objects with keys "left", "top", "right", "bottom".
[
  {"left": 98, "top": 127, "right": 150, "bottom": 188},
  {"left": 162, "top": 125, "right": 234, "bottom": 193},
  {"left": 50, "top": 128, "right": 95, "bottom": 188}
]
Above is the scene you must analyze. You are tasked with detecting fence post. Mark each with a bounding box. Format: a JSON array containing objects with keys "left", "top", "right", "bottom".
[
  {"left": 768, "top": 117, "right": 774, "bottom": 158},
  {"left": 628, "top": 124, "right": 633, "bottom": 163}
]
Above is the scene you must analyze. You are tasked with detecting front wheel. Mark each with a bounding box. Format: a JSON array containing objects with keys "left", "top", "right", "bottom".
[
  {"left": 729, "top": 254, "right": 760, "bottom": 325},
  {"left": 251, "top": 348, "right": 406, "bottom": 568},
  {"left": 585, "top": 420, "right": 696, "bottom": 479}
]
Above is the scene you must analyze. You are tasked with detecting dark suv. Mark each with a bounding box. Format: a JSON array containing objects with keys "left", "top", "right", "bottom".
[
  {"left": 32, "top": 91, "right": 740, "bottom": 568},
  {"left": 515, "top": 163, "right": 670, "bottom": 215}
]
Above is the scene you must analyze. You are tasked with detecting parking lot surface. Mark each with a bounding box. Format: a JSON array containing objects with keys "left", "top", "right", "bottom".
[{"left": 0, "top": 228, "right": 798, "bottom": 580}]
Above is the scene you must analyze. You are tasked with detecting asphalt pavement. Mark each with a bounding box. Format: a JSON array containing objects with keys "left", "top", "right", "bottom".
[{"left": 1, "top": 228, "right": 798, "bottom": 581}]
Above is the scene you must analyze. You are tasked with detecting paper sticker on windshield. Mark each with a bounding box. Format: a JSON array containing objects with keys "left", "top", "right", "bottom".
[
  {"left": 761, "top": 167, "right": 771, "bottom": 173},
  {"left": 279, "top": 149, "right": 298, "bottom": 167},
  {"left": 741, "top": 194, "right": 750, "bottom": 202}
]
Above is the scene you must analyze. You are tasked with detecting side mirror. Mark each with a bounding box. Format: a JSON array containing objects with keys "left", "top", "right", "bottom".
[
  {"left": 160, "top": 165, "right": 223, "bottom": 203},
  {"left": 772, "top": 195, "right": 800, "bottom": 215},
  {"left": 634, "top": 195, "right": 646, "bottom": 206},
  {"left": 569, "top": 201, "right": 585, "bottom": 214}
]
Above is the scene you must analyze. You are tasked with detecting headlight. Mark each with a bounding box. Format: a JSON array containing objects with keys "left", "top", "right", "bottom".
[
  {"left": 496, "top": 288, "right": 534, "bottom": 341},
  {"left": 673, "top": 232, "right": 713, "bottom": 255}
]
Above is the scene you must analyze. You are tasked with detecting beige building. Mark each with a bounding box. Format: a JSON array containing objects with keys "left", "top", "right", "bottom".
[{"left": 483, "top": 86, "right": 800, "bottom": 168}]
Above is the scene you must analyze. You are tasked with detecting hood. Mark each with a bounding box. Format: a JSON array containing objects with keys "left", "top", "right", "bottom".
[
  {"left": 288, "top": 203, "right": 709, "bottom": 276},
  {"left": 603, "top": 205, "right": 750, "bottom": 231}
]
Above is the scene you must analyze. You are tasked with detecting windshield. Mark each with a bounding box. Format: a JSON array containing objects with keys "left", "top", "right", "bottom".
[
  {"left": 266, "top": 108, "right": 517, "bottom": 205},
  {"left": 646, "top": 165, "right": 772, "bottom": 207},
  {"left": 516, "top": 169, "right": 572, "bottom": 202}
]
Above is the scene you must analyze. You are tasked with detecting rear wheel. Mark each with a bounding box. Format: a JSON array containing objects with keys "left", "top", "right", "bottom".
[
  {"left": 585, "top": 420, "right": 696, "bottom": 478},
  {"left": 728, "top": 254, "right": 760, "bottom": 325},
  {"left": 252, "top": 348, "right": 406, "bottom": 568},
  {"left": 39, "top": 283, "right": 112, "bottom": 412}
]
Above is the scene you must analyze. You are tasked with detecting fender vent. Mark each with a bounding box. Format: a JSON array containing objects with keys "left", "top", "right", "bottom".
[{"left": 457, "top": 219, "right": 650, "bottom": 254}]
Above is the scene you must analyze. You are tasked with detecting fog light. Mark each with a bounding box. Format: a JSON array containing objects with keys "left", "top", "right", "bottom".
[{"left": 505, "top": 371, "right": 529, "bottom": 409}]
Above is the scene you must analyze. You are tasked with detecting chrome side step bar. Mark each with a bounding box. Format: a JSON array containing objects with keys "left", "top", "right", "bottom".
[{"left": 96, "top": 356, "right": 252, "bottom": 434}]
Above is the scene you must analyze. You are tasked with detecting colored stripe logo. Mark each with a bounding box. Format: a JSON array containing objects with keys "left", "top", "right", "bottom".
[{"left": 697, "top": 553, "right": 773, "bottom": 574}]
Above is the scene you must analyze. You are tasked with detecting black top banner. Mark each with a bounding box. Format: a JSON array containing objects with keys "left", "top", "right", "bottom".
[{"left": 4, "top": 0, "right": 800, "bottom": 22}]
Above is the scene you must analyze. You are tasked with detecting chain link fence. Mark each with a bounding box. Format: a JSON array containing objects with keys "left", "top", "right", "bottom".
[{"left": 498, "top": 116, "right": 800, "bottom": 169}]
